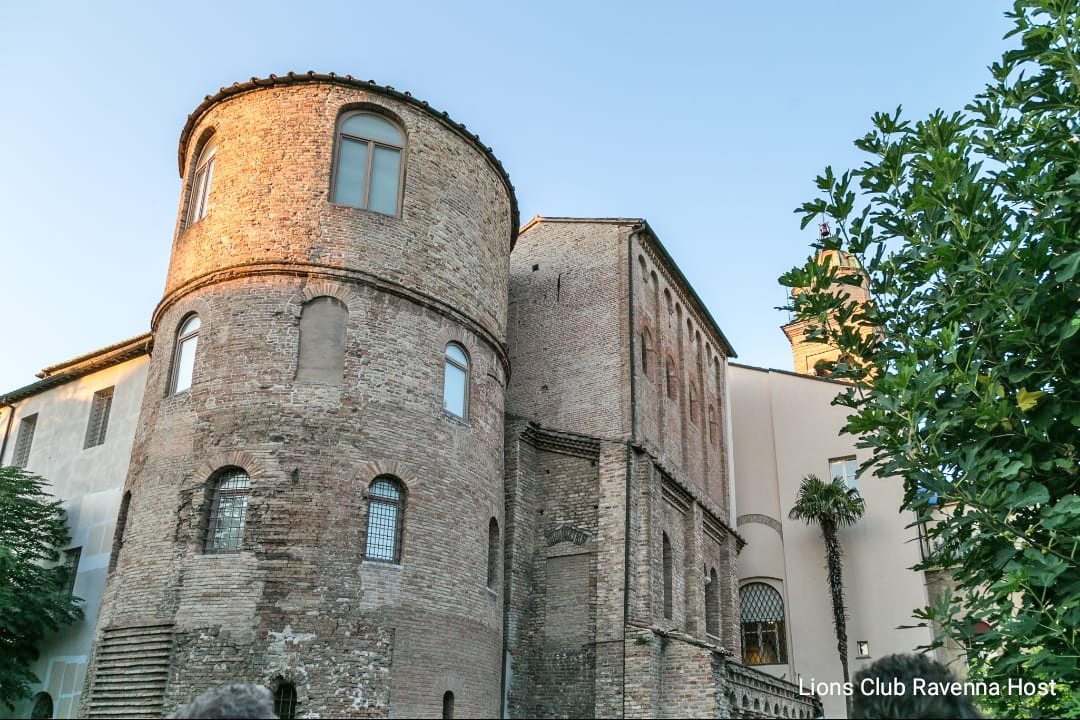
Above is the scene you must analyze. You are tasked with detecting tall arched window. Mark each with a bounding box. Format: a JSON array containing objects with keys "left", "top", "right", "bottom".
[
  {"left": 442, "top": 691, "right": 455, "bottom": 719},
  {"left": 662, "top": 532, "right": 673, "bottom": 619},
  {"left": 688, "top": 381, "right": 700, "bottom": 424},
  {"left": 705, "top": 567, "right": 720, "bottom": 637},
  {"left": 365, "top": 476, "right": 404, "bottom": 563},
  {"left": 487, "top": 518, "right": 500, "bottom": 590},
  {"left": 665, "top": 357, "right": 677, "bottom": 400},
  {"left": 205, "top": 468, "right": 250, "bottom": 554},
  {"left": 332, "top": 112, "right": 405, "bottom": 215},
  {"left": 274, "top": 682, "right": 297, "bottom": 719},
  {"left": 30, "top": 692, "right": 53, "bottom": 720},
  {"left": 443, "top": 343, "right": 469, "bottom": 420},
  {"left": 186, "top": 137, "right": 216, "bottom": 226},
  {"left": 740, "top": 582, "right": 787, "bottom": 665},
  {"left": 640, "top": 329, "right": 652, "bottom": 376},
  {"left": 109, "top": 490, "right": 131, "bottom": 573},
  {"left": 296, "top": 296, "right": 348, "bottom": 384},
  {"left": 170, "top": 314, "right": 200, "bottom": 394}
]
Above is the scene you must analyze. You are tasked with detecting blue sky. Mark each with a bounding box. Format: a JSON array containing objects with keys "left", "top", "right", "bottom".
[{"left": 0, "top": 1, "right": 1013, "bottom": 390}]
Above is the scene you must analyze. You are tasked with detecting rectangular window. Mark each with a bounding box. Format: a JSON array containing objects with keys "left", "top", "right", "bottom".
[
  {"left": 829, "top": 456, "right": 858, "bottom": 489},
  {"left": 84, "top": 386, "right": 115, "bottom": 449},
  {"left": 64, "top": 547, "right": 82, "bottom": 598},
  {"left": 12, "top": 413, "right": 37, "bottom": 468},
  {"left": 335, "top": 137, "right": 369, "bottom": 208}
]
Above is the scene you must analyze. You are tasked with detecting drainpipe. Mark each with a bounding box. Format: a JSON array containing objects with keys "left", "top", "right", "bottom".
[
  {"left": 623, "top": 223, "right": 647, "bottom": 713},
  {"left": 0, "top": 400, "right": 14, "bottom": 464}
]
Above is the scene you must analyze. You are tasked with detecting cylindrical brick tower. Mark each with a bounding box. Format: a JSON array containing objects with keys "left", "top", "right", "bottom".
[{"left": 85, "top": 73, "right": 517, "bottom": 719}]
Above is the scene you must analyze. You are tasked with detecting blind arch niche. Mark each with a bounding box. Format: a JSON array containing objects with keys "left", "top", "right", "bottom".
[{"left": 296, "top": 296, "right": 348, "bottom": 384}]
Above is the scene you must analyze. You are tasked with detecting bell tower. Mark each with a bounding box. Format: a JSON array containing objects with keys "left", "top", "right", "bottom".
[{"left": 782, "top": 223, "right": 870, "bottom": 376}]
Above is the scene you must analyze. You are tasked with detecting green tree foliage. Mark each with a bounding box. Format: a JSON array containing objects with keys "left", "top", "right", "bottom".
[
  {"left": 0, "top": 466, "right": 82, "bottom": 710},
  {"left": 780, "top": 1, "right": 1080, "bottom": 716},
  {"left": 788, "top": 473, "right": 865, "bottom": 718}
]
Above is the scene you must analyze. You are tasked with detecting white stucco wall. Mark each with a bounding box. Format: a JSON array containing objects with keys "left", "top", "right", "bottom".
[
  {"left": 2, "top": 355, "right": 148, "bottom": 719},
  {"left": 730, "top": 364, "right": 934, "bottom": 719}
]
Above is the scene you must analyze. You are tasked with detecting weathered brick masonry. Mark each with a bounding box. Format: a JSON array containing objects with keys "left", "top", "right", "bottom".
[
  {"left": 85, "top": 75, "right": 514, "bottom": 719},
  {"left": 79, "top": 77, "right": 818, "bottom": 719}
]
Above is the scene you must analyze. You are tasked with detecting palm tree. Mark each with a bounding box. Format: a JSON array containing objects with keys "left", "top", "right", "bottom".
[{"left": 789, "top": 473, "right": 865, "bottom": 718}]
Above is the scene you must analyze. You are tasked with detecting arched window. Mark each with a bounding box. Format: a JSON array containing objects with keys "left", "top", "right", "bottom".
[
  {"left": 170, "top": 314, "right": 200, "bottom": 394},
  {"left": 688, "top": 381, "right": 700, "bottom": 424},
  {"left": 665, "top": 357, "right": 677, "bottom": 400},
  {"left": 109, "top": 490, "right": 131, "bottom": 573},
  {"left": 662, "top": 532, "right": 673, "bottom": 619},
  {"left": 740, "top": 582, "right": 787, "bottom": 665},
  {"left": 186, "top": 137, "right": 216, "bottom": 226},
  {"left": 705, "top": 567, "right": 719, "bottom": 637},
  {"left": 30, "top": 692, "right": 52, "bottom": 719},
  {"left": 296, "top": 296, "right": 348, "bottom": 384},
  {"left": 443, "top": 343, "right": 469, "bottom": 420},
  {"left": 274, "top": 682, "right": 297, "bottom": 719},
  {"left": 487, "top": 517, "right": 500, "bottom": 590},
  {"left": 365, "top": 477, "right": 404, "bottom": 563},
  {"left": 205, "top": 468, "right": 250, "bottom": 554},
  {"left": 442, "top": 691, "right": 455, "bottom": 719},
  {"left": 640, "top": 329, "right": 651, "bottom": 376},
  {"left": 332, "top": 112, "right": 405, "bottom": 215}
]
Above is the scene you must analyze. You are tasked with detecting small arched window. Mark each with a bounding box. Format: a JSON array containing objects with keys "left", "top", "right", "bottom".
[
  {"left": 705, "top": 567, "right": 719, "bottom": 637},
  {"left": 274, "top": 682, "right": 297, "bottom": 719},
  {"left": 30, "top": 692, "right": 53, "bottom": 719},
  {"left": 205, "top": 468, "right": 250, "bottom": 554},
  {"left": 296, "top": 296, "right": 348, "bottom": 384},
  {"left": 170, "top": 314, "right": 201, "bottom": 395},
  {"left": 443, "top": 343, "right": 469, "bottom": 420},
  {"left": 487, "top": 518, "right": 500, "bottom": 590},
  {"left": 332, "top": 112, "right": 405, "bottom": 215},
  {"left": 665, "top": 357, "right": 677, "bottom": 400},
  {"left": 662, "top": 532, "right": 673, "bottom": 619},
  {"left": 442, "top": 691, "right": 455, "bottom": 719},
  {"left": 186, "top": 137, "right": 216, "bottom": 226},
  {"left": 640, "top": 329, "right": 652, "bottom": 376},
  {"left": 740, "top": 582, "right": 787, "bottom": 665},
  {"left": 365, "top": 477, "right": 404, "bottom": 563}
]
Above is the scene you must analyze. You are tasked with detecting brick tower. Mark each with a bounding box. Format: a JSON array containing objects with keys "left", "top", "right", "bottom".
[
  {"left": 782, "top": 225, "right": 870, "bottom": 376},
  {"left": 84, "top": 73, "right": 517, "bottom": 718}
]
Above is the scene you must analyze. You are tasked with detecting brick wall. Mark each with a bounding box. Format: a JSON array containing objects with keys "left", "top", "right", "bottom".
[{"left": 86, "top": 78, "right": 513, "bottom": 718}]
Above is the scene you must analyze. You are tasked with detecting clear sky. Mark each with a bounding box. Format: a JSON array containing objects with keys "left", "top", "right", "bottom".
[{"left": 0, "top": 1, "right": 1013, "bottom": 391}]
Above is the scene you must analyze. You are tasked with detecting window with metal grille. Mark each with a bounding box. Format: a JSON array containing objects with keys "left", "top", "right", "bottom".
[
  {"left": 740, "top": 582, "right": 787, "bottom": 665},
  {"left": 705, "top": 566, "right": 719, "bottom": 637},
  {"left": 487, "top": 518, "right": 499, "bottom": 590},
  {"left": 662, "top": 532, "right": 673, "bottom": 619},
  {"left": 829, "top": 456, "right": 858, "bottom": 489},
  {"left": 64, "top": 547, "right": 82, "bottom": 598},
  {"left": 442, "top": 691, "right": 454, "bottom": 719},
  {"left": 274, "top": 682, "right": 297, "bottom": 719},
  {"left": 12, "top": 413, "right": 37, "bottom": 468},
  {"left": 204, "top": 468, "right": 250, "bottom": 554},
  {"left": 84, "top": 386, "right": 114, "bottom": 448},
  {"left": 443, "top": 343, "right": 469, "bottom": 420},
  {"left": 365, "top": 477, "right": 404, "bottom": 563},
  {"left": 331, "top": 112, "right": 406, "bottom": 216},
  {"left": 170, "top": 314, "right": 201, "bottom": 394}
]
